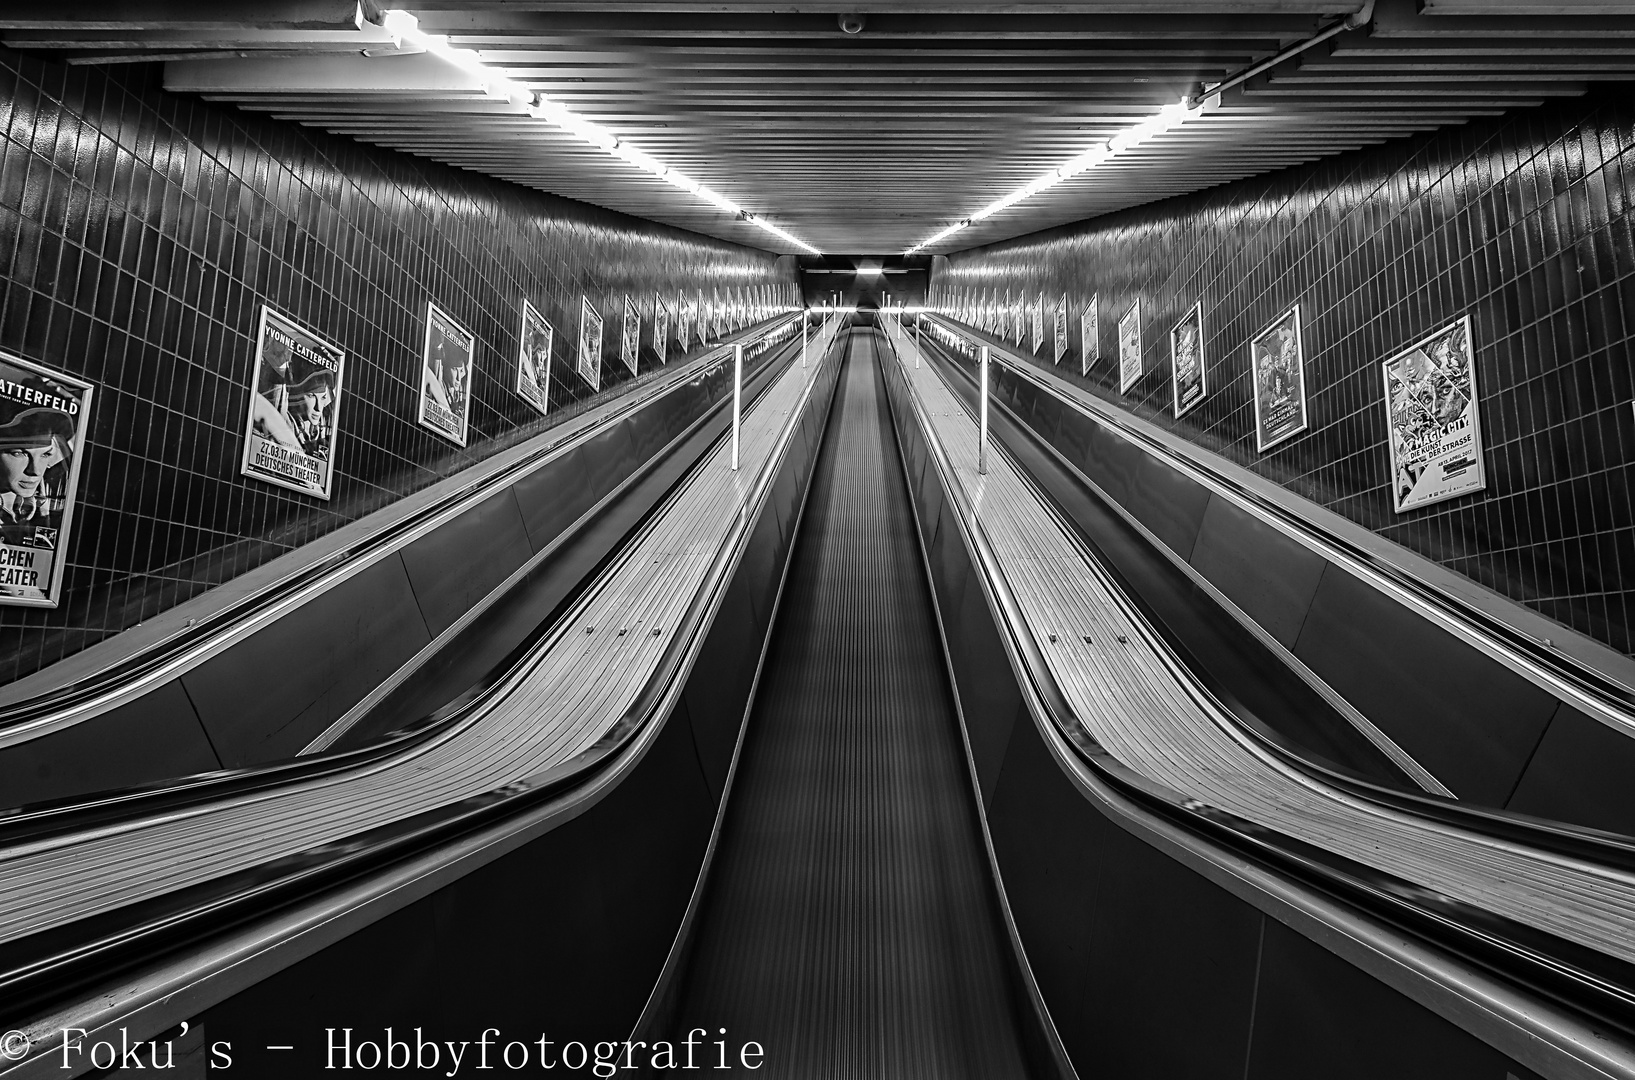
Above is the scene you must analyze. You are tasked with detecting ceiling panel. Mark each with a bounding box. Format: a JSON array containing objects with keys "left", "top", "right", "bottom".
[{"left": 8, "top": 1, "right": 1635, "bottom": 255}]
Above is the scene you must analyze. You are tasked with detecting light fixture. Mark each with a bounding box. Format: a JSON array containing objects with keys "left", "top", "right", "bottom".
[
  {"left": 902, "top": 96, "right": 1215, "bottom": 255},
  {"left": 378, "top": 9, "right": 822, "bottom": 255}
]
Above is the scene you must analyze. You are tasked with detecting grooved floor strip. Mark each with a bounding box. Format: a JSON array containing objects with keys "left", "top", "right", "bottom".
[
  {"left": 883, "top": 317, "right": 1635, "bottom": 967},
  {"left": 0, "top": 320, "right": 847, "bottom": 947},
  {"left": 668, "top": 330, "right": 1030, "bottom": 1079}
]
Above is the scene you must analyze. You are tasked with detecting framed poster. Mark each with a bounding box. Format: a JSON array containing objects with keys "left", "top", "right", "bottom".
[
  {"left": 577, "top": 295, "right": 603, "bottom": 392},
  {"left": 1081, "top": 295, "right": 1099, "bottom": 375},
  {"left": 0, "top": 351, "right": 93, "bottom": 608},
  {"left": 1032, "top": 292, "right": 1045, "bottom": 355},
  {"left": 696, "top": 289, "right": 706, "bottom": 348},
  {"left": 620, "top": 295, "right": 640, "bottom": 375},
  {"left": 515, "top": 298, "right": 553, "bottom": 417},
  {"left": 1013, "top": 293, "right": 1026, "bottom": 346},
  {"left": 1171, "top": 300, "right": 1206, "bottom": 418},
  {"left": 1382, "top": 315, "right": 1486, "bottom": 513},
  {"left": 1053, "top": 293, "right": 1068, "bottom": 365},
  {"left": 1249, "top": 304, "right": 1308, "bottom": 452},
  {"left": 654, "top": 297, "right": 670, "bottom": 366},
  {"left": 417, "top": 302, "right": 475, "bottom": 447},
  {"left": 1118, "top": 300, "right": 1143, "bottom": 394},
  {"left": 241, "top": 305, "right": 343, "bottom": 500},
  {"left": 713, "top": 287, "right": 725, "bottom": 340}
]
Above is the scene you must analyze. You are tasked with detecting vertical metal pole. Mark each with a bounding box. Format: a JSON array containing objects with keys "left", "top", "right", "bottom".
[
  {"left": 802, "top": 314, "right": 808, "bottom": 368},
  {"left": 731, "top": 342, "right": 743, "bottom": 471},
  {"left": 978, "top": 345, "right": 990, "bottom": 475},
  {"left": 915, "top": 317, "right": 921, "bottom": 368}
]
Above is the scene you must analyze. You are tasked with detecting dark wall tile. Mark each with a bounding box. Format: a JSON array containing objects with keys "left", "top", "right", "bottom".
[
  {"left": 936, "top": 90, "right": 1635, "bottom": 659},
  {"left": 0, "top": 48, "right": 798, "bottom": 684}
]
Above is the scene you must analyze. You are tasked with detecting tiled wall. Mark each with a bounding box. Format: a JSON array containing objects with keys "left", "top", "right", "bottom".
[
  {"left": 0, "top": 47, "right": 797, "bottom": 682},
  {"left": 934, "top": 91, "right": 1635, "bottom": 657}
]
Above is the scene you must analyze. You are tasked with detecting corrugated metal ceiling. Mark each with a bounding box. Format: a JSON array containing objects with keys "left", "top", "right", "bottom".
[{"left": 8, "top": 2, "right": 1635, "bottom": 254}]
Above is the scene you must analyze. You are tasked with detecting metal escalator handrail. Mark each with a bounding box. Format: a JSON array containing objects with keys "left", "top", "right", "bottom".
[
  {"left": 0, "top": 315, "right": 846, "bottom": 1049},
  {"left": 923, "top": 313, "right": 1635, "bottom": 741},
  {"left": 881, "top": 324, "right": 1635, "bottom": 1076},
  {"left": 0, "top": 321, "right": 810, "bottom": 851},
  {"left": 909, "top": 324, "right": 1635, "bottom": 876},
  {"left": 0, "top": 314, "right": 803, "bottom": 750}
]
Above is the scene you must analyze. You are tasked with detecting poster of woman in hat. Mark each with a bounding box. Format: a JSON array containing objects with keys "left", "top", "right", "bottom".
[
  {"left": 0, "top": 351, "right": 93, "bottom": 607},
  {"left": 417, "top": 302, "right": 477, "bottom": 447},
  {"left": 516, "top": 298, "right": 553, "bottom": 417},
  {"left": 240, "top": 305, "right": 345, "bottom": 500},
  {"left": 1382, "top": 315, "right": 1486, "bottom": 513}
]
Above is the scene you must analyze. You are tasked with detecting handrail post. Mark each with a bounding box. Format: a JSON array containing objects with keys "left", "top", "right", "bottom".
[
  {"left": 801, "top": 313, "right": 808, "bottom": 368},
  {"left": 978, "top": 344, "right": 990, "bottom": 475},
  {"left": 731, "top": 342, "right": 743, "bottom": 471}
]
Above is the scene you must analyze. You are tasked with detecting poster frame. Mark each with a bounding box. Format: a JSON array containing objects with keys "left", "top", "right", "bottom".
[
  {"left": 416, "top": 300, "right": 476, "bottom": 448},
  {"left": 1170, "top": 299, "right": 1207, "bottom": 419},
  {"left": 620, "top": 294, "right": 640, "bottom": 375},
  {"left": 239, "top": 304, "right": 344, "bottom": 501},
  {"left": 654, "top": 296, "right": 670, "bottom": 366},
  {"left": 1053, "top": 292, "right": 1068, "bottom": 365},
  {"left": 1118, "top": 299, "right": 1143, "bottom": 394},
  {"left": 1381, "top": 314, "right": 1487, "bottom": 514},
  {"left": 0, "top": 351, "right": 94, "bottom": 609},
  {"left": 1081, "top": 294, "right": 1099, "bottom": 376},
  {"left": 1249, "top": 303, "right": 1309, "bottom": 452},
  {"left": 515, "top": 297, "right": 553, "bottom": 418},
  {"left": 577, "top": 295, "right": 603, "bottom": 392}
]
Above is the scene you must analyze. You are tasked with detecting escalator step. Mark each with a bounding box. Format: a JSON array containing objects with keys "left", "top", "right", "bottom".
[{"left": 670, "top": 329, "right": 1031, "bottom": 1078}]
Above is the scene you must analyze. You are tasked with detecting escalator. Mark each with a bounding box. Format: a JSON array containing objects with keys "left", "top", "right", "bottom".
[
  {"left": 644, "top": 328, "right": 1060, "bottom": 1077},
  {"left": 5, "top": 316, "right": 1633, "bottom": 1080}
]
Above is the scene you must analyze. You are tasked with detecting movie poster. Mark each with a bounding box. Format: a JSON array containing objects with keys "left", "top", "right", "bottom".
[
  {"left": 1013, "top": 293, "right": 1026, "bottom": 346},
  {"left": 417, "top": 302, "right": 476, "bottom": 447},
  {"left": 577, "top": 295, "right": 603, "bottom": 392},
  {"left": 0, "top": 352, "right": 93, "bottom": 608},
  {"left": 654, "top": 297, "right": 670, "bottom": 366},
  {"left": 1032, "top": 292, "right": 1045, "bottom": 355},
  {"left": 241, "top": 306, "right": 342, "bottom": 500},
  {"left": 1382, "top": 316, "right": 1486, "bottom": 513},
  {"left": 696, "top": 289, "right": 706, "bottom": 348},
  {"left": 620, "top": 295, "right": 641, "bottom": 375},
  {"left": 676, "top": 292, "right": 689, "bottom": 352},
  {"left": 1081, "top": 295, "right": 1099, "bottom": 375},
  {"left": 1171, "top": 300, "right": 1206, "bottom": 418},
  {"left": 1118, "top": 300, "right": 1143, "bottom": 394},
  {"left": 1053, "top": 293, "right": 1068, "bottom": 365},
  {"left": 516, "top": 298, "right": 553, "bottom": 417},
  {"left": 1249, "top": 304, "right": 1308, "bottom": 452}
]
